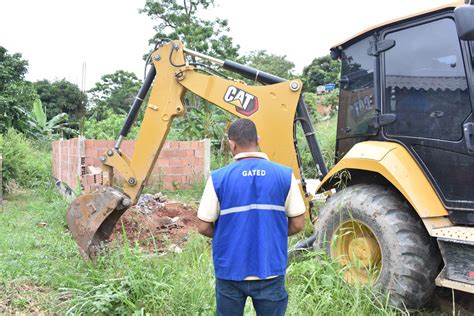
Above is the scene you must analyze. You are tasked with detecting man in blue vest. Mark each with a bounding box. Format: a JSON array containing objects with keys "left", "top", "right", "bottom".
[{"left": 197, "top": 118, "right": 306, "bottom": 316}]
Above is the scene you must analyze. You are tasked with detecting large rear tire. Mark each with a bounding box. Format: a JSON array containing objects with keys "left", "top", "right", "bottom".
[{"left": 314, "top": 184, "right": 441, "bottom": 309}]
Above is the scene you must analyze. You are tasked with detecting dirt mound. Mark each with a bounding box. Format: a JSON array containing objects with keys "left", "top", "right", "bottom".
[{"left": 111, "top": 195, "right": 198, "bottom": 252}]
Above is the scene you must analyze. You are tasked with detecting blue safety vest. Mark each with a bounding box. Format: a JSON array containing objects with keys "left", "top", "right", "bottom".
[{"left": 211, "top": 157, "right": 292, "bottom": 280}]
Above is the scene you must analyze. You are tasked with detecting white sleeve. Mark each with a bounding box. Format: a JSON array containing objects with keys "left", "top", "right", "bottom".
[
  {"left": 285, "top": 174, "right": 306, "bottom": 217},
  {"left": 197, "top": 177, "right": 220, "bottom": 222}
]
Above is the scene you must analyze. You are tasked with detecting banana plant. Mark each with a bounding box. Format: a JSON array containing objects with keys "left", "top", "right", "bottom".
[{"left": 27, "top": 98, "right": 77, "bottom": 139}]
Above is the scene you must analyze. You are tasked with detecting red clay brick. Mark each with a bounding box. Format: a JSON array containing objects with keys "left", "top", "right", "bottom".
[
  {"left": 156, "top": 159, "right": 169, "bottom": 167},
  {"left": 163, "top": 182, "right": 174, "bottom": 190},
  {"left": 160, "top": 150, "right": 174, "bottom": 158},
  {"left": 176, "top": 150, "right": 187, "bottom": 158},
  {"left": 181, "top": 159, "right": 192, "bottom": 167},
  {"left": 121, "top": 141, "right": 134, "bottom": 153},
  {"left": 195, "top": 149, "right": 204, "bottom": 158},
  {"left": 179, "top": 142, "right": 191, "bottom": 150},
  {"left": 183, "top": 157, "right": 200, "bottom": 166},
  {"left": 181, "top": 166, "right": 194, "bottom": 175},
  {"left": 162, "top": 175, "right": 174, "bottom": 183},
  {"left": 172, "top": 175, "right": 184, "bottom": 183},
  {"left": 190, "top": 171, "right": 203, "bottom": 179},
  {"left": 53, "top": 138, "right": 205, "bottom": 191},
  {"left": 106, "top": 140, "right": 115, "bottom": 147},
  {"left": 169, "top": 159, "right": 182, "bottom": 167},
  {"left": 99, "top": 140, "right": 110, "bottom": 148},
  {"left": 85, "top": 139, "right": 95, "bottom": 147},
  {"left": 85, "top": 148, "right": 96, "bottom": 157},
  {"left": 159, "top": 166, "right": 173, "bottom": 175},
  {"left": 171, "top": 166, "right": 184, "bottom": 174}
]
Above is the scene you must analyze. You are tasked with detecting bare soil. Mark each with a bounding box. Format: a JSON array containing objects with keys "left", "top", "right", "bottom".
[{"left": 111, "top": 200, "right": 198, "bottom": 252}]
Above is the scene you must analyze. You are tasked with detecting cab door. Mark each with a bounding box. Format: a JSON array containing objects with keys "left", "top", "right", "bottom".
[{"left": 381, "top": 15, "right": 474, "bottom": 223}]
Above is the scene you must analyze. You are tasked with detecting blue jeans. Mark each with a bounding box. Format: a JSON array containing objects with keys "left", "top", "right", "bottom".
[{"left": 215, "top": 275, "right": 288, "bottom": 316}]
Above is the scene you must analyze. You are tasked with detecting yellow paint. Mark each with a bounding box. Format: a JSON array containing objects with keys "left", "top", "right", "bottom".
[
  {"left": 103, "top": 149, "right": 136, "bottom": 181},
  {"left": 318, "top": 141, "right": 448, "bottom": 218},
  {"left": 102, "top": 41, "right": 186, "bottom": 203},
  {"left": 179, "top": 69, "right": 303, "bottom": 195},
  {"left": 332, "top": 1, "right": 464, "bottom": 49},
  {"left": 102, "top": 40, "right": 310, "bottom": 207},
  {"left": 331, "top": 219, "right": 382, "bottom": 284}
]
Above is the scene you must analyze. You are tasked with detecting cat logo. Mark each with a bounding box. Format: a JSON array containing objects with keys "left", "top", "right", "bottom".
[{"left": 223, "top": 86, "right": 259, "bottom": 116}]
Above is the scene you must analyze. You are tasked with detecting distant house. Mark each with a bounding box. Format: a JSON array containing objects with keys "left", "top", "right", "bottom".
[{"left": 316, "top": 83, "right": 336, "bottom": 94}]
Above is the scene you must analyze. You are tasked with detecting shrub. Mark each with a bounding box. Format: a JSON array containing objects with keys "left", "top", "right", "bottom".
[
  {"left": 295, "top": 116, "right": 337, "bottom": 179},
  {"left": 304, "top": 91, "right": 339, "bottom": 123},
  {"left": 319, "top": 89, "right": 339, "bottom": 112},
  {"left": 84, "top": 112, "right": 139, "bottom": 140},
  {"left": 0, "top": 128, "right": 50, "bottom": 192}
]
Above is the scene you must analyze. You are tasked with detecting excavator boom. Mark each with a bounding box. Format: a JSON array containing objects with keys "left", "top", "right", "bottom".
[{"left": 66, "top": 40, "right": 327, "bottom": 259}]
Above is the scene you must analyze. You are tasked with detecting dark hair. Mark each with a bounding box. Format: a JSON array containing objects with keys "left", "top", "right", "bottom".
[{"left": 227, "top": 119, "right": 258, "bottom": 147}]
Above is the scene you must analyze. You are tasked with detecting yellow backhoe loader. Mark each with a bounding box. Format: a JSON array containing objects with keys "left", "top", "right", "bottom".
[{"left": 67, "top": 0, "right": 474, "bottom": 309}]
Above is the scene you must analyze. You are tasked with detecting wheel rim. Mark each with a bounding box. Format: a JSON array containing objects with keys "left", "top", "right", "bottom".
[{"left": 330, "top": 219, "right": 382, "bottom": 284}]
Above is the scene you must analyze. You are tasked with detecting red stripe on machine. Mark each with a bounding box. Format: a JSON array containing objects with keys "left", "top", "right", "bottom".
[{"left": 469, "top": 271, "right": 474, "bottom": 279}]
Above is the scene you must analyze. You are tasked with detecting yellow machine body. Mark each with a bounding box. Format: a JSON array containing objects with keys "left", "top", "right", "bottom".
[
  {"left": 66, "top": 41, "right": 309, "bottom": 258},
  {"left": 65, "top": 2, "right": 474, "bottom": 300},
  {"left": 317, "top": 141, "right": 448, "bottom": 218}
]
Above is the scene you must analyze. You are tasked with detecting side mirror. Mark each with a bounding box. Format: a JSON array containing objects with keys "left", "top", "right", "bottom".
[
  {"left": 330, "top": 48, "right": 341, "bottom": 60},
  {"left": 455, "top": 3, "right": 474, "bottom": 40}
]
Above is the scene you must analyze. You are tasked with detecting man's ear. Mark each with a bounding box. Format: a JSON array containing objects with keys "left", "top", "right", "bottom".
[
  {"left": 256, "top": 136, "right": 260, "bottom": 147},
  {"left": 228, "top": 139, "right": 236, "bottom": 153}
]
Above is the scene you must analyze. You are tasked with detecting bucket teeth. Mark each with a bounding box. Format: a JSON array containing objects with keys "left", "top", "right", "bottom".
[{"left": 66, "top": 187, "right": 129, "bottom": 260}]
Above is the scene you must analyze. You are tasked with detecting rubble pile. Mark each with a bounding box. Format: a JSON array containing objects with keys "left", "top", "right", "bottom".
[
  {"left": 136, "top": 193, "right": 167, "bottom": 215},
  {"left": 111, "top": 192, "right": 199, "bottom": 253}
]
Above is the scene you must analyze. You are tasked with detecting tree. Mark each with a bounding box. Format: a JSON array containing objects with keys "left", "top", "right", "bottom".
[
  {"left": 87, "top": 70, "right": 142, "bottom": 121},
  {"left": 0, "top": 46, "right": 37, "bottom": 134},
  {"left": 84, "top": 110, "right": 140, "bottom": 140},
  {"left": 141, "top": 0, "right": 239, "bottom": 59},
  {"left": 34, "top": 79, "right": 86, "bottom": 130},
  {"left": 242, "top": 50, "right": 295, "bottom": 79},
  {"left": 27, "top": 98, "right": 76, "bottom": 140},
  {"left": 302, "top": 55, "right": 341, "bottom": 92},
  {"left": 140, "top": 1, "right": 241, "bottom": 145}
]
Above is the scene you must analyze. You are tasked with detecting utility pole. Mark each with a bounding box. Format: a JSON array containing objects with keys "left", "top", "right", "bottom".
[{"left": 79, "top": 61, "right": 86, "bottom": 135}]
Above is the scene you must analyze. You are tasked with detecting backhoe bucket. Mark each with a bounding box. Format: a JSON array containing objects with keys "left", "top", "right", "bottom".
[{"left": 66, "top": 187, "right": 131, "bottom": 259}]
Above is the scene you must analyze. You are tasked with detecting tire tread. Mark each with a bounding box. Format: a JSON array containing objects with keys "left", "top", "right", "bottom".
[{"left": 314, "top": 184, "right": 441, "bottom": 309}]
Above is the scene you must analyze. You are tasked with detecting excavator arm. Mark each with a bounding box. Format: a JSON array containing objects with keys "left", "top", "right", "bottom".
[{"left": 67, "top": 40, "right": 327, "bottom": 259}]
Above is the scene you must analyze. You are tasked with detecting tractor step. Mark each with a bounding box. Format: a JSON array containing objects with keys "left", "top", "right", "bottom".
[
  {"left": 435, "top": 267, "right": 474, "bottom": 294},
  {"left": 432, "top": 226, "right": 474, "bottom": 293}
]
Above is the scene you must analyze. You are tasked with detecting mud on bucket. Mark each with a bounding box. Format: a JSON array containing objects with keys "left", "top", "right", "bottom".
[{"left": 66, "top": 186, "right": 131, "bottom": 260}]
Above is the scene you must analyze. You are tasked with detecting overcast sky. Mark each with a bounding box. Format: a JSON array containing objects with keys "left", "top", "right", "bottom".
[{"left": 1, "top": 0, "right": 452, "bottom": 89}]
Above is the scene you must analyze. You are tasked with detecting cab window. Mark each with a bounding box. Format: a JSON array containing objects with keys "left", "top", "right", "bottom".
[
  {"left": 338, "top": 37, "right": 376, "bottom": 138},
  {"left": 383, "top": 18, "right": 471, "bottom": 141}
]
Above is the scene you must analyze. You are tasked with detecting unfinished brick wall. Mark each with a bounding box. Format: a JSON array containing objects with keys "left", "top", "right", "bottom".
[{"left": 52, "top": 138, "right": 210, "bottom": 193}]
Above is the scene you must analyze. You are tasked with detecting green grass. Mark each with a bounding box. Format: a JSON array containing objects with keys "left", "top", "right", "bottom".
[
  {"left": 296, "top": 115, "right": 337, "bottom": 179},
  {"left": 314, "top": 115, "right": 337, "bottom": 168},
  {"left": 144, "top": 179, "right": 206, "bottom": 207},
  {"left": 0, "top": 117, "right": 405, "bottom": 314},
  {"left": 0, "top": 182, "right": 405, "bottom": 315}
]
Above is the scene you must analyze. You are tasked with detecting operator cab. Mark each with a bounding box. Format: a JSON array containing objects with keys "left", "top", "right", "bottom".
[{"left": 330, "top": 1, "right": 474, "bottom": 225}]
